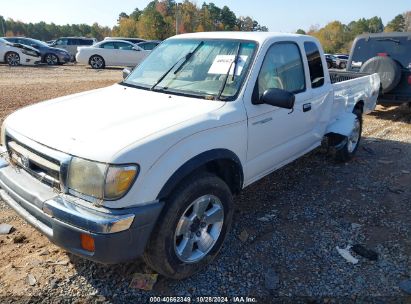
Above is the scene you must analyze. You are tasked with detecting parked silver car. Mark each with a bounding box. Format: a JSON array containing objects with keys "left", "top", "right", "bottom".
[{"left": 50, "top": 37, "right": 97, "bottom": 59}]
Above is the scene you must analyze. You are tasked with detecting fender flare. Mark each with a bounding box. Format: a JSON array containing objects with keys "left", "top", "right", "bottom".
[
  {"left": 325, "top": 112, "right": 357, "bottom": 137},
  {"left": 156, "top": 149, "right": 244, "bottom": 200}
]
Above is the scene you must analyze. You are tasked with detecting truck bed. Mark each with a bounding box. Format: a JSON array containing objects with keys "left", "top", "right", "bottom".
[
  {"left": 329, "top": 70, "right": 370, "bottom": 84},
  {"left": 330, "top": 71, "right": 380, "bottom": 119}
]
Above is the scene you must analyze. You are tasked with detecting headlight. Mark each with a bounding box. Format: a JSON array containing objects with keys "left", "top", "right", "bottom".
[
  {"left": 67, "top": 157, "right": 138, "bottom": 201},
  {"left": 22, "top": 49, "right": 39, "bottom": 57}
]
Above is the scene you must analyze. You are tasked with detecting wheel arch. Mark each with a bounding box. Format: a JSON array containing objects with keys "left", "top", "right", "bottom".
[
  {"left": 44, "top": 52, "right": 59, "bottom": 63},
  {"left": 4, "top": 51, "right": 18, "bottom": 62},
  {"left": 354, "top": 100, "right": 364, "bottom": 114},
  {"left": 88, "top": 54, "right": 104, "bottom": 64},
  {"left": 157, "top": 149, "right": 244, "bottom": 201}
]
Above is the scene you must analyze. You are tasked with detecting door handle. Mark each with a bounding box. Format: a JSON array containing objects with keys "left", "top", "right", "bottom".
[{"left": 303, "top": 103, "right": 312, "bottom": 112}]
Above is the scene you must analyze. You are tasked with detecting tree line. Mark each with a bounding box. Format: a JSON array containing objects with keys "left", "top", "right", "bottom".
[
  {"left": 0, "top": 1, "right": 409, "bottom": 53},
  {"left": 0, "top": 16, "right": 112, "bottom": 41},
  {"left": 0, "top": 0, "right": 267, "bottom": 41},
  {"left": 297, "top": 11, "right": 411, "bottom": 53},
  {"left": 112, "top": 0, "right": 268, "bottom": 39}
]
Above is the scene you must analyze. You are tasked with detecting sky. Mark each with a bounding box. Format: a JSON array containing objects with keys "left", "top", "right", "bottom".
[{"left": 1, "top": 0, "right": 409, "bottom": 32}]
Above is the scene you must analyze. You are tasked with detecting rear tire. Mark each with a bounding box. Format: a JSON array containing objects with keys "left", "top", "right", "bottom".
[
  {"left": 334, "top": 108, "right": 363, "bottom": 162},
  {"left": 5, "top": 52, "right": 20, "bottom": 66},
  {"left": 143, "top": 172, "right": 234, "bottom": 279},
  {"left": 339, "top": 62, "right": 346, "bottom": 69},
  {"left": 89, "top": 55, "right": 105, "bottom": 69}
]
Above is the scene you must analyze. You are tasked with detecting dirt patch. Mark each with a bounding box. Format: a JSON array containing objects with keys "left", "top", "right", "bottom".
[{"left": 0, "top": 64, "right": 121, "bottom": 127}]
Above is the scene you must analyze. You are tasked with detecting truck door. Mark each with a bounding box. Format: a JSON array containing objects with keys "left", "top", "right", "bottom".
[
  {"left": 303, "top": 41, "right": 334, "bottom": 140},
  {"left": 244, "top": 41, "right": 315, "bottom": 183}
]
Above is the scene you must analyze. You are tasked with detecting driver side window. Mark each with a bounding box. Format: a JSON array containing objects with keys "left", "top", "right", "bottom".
[{"left": 255, "top": 42, "right": 306, "bottom": 101}]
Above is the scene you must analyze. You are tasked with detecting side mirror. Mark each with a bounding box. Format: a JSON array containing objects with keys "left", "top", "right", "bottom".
[
  {"left": 259, "top": 88, "right": 295, "bottom": 109},
  {"left": 122, "top": 67, "right": 133, "bottom": 79}
]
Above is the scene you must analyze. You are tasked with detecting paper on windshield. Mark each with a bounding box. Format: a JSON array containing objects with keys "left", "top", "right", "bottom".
[{"left": 208, "top": 55, "right": 248, "bottom": 76}]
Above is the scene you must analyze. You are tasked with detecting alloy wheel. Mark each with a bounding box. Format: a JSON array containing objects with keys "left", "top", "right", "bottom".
[
  {"left": 174, "top": 195, "right": 224, "bottom": 263},
  {"left": 6, "top": 53, "right": 20, "bottom": 66},
  {"left": 90, "top": 56, "right": 103, "bottom": 69},
  {"left": 347, "top": 118, "right": 361, "bottom": 153},
  {"left": 46, "top": 54, "right": 58, "bottom": 65}
]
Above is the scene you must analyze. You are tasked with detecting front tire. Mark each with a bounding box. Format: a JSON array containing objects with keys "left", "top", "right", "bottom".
[
  {"left": 89, "top": 55, "right": 105, "bottom": 69},
  {"left": 334, "top": 108, "right": 362, "bottom": 162},
  {"left": 45, "top": 53, "right": 59, "bottom": 65},
  {"left": 143, "top": 172, "right": 234, "bottom": 279},
  {"left": 5, "top": 52, "right": 20, "bottom": 66}
]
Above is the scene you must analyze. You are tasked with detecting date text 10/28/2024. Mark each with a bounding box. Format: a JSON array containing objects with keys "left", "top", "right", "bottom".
[{"left": 149, "top": 296, "right": 258, "bottom": 303}]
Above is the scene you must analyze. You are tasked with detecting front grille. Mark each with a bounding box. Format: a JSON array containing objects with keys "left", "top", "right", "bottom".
[{"left": 6, "top": 138, "right": 62, "bottom": 189}]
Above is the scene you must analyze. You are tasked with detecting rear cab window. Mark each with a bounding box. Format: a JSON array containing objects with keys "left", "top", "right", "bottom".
[
  {"left": 304, "top": 41, "right": 325, "bottom": 88},
  {"left": 350, "top": 36, "right": 411, "bottom": 71}
]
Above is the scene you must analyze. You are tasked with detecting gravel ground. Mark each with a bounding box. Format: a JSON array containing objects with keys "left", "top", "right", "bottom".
[{"left": 0, "top": 64, "right": 411, "bottom": 303}]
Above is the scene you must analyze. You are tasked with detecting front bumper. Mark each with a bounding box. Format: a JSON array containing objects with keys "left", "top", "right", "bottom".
[
  {"left": 0, "top": 155, "right": 163, "bottom": 264},
  {"left": 21, "top": 55, "right": 42, "bottom": 66},
  {"left": 59, "top": 53, "right": 71, "bottom": 63}
]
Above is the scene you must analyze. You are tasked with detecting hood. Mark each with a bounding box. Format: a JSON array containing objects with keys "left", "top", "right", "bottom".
[
  {"left": 48, "top": 46, "right": 69, "bottom": 53},
  {"left": 5, "top": 84, "right": 224, "bottom": 162},
  {"left": 7, "top": 42, "right": 38, "bottom": 52}
]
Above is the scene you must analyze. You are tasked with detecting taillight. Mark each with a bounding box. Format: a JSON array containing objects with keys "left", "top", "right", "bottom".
[
  {"left": 377, "top": 53, "right": 388, "bottom": 57},
  {"left": 408, "top": 75, "right": 411, "bottom": 85}
]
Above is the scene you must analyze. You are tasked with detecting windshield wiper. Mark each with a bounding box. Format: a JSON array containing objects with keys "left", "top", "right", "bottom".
[
  {"left": 174, "top": 41, "right": 204, "bottom": 75},
  {"left": 376, "top": 38, "right": 401, "bottom": 44},
  {"left": 216, "top": 42, "right": 241, "bottom": 101},
  {"left": 150, "top": 41, "right": 204, "bottom": 91}
]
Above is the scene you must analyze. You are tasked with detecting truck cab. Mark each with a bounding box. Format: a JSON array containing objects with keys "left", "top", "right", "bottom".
[{"left": 0, "top": 32, "right": 380, "bottom": 279}]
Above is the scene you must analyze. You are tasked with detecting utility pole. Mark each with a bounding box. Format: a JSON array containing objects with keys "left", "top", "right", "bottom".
[
  {"left": 0, "top": 17, "right": 5, "bottom": 37},
  {"left": 175, "top": 3, "right": 180, "bottom": 35}
]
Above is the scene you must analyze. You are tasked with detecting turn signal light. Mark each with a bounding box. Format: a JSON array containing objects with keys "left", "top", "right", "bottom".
[{"left": 80, "top": 233, "right": 95, "bottom": 252}]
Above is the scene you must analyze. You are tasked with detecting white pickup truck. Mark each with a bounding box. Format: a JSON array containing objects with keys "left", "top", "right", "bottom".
[{"left": 0, "top": 32, "right": 380, "bottom": 279}]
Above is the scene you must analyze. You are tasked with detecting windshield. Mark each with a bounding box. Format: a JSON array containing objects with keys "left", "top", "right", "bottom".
[
  {"left": 351, "top": 37, "right": 411, "bottom": 70},
  {"left": 30, "top": 39, "right": 48, "bottom": 47},
  {"left": 123, "top": 39, "right": 257, "bottom": 100}
]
